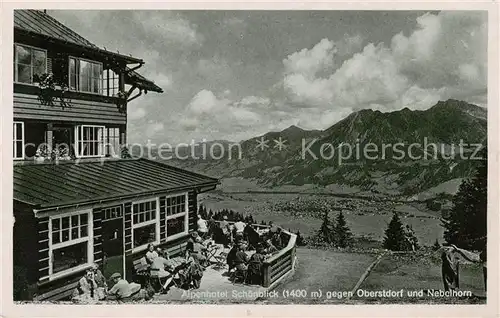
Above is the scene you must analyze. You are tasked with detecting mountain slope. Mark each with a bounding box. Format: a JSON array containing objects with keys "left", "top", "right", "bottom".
[{"left": 161, "top": 99, "right": 487, "bottom": 195}]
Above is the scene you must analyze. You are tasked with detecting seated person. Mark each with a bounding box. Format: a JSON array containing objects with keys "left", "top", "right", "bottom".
[
  {"left": 186, "top": 232, "right": 199, "bottom": 251},
  {"left": 244, "top": 224, "right": 261, "bottom": 250},
  {"left": 186, "top": 234, "right": 208, "bottom": 266},
  {"left": 265, "top": 239, "right": 279, "bottom": 255},
  {"left": 269, "top": 221, "right": 278, "bottom": 234},
  {"left": 91, "top": 263, "right": 107, "bottom": 300},
  {"left": 233, "top": 243, "right": 250, "bottom": 279},
  {"left": 145, "top": 243, "right": 159, "bottom": 264},
  {"left": 183, "top": 250, "right": 204, "bottom": 289},
  {"left": 107, "top": 272, "right": 150, "bottom": 301},
  {"left": 157, "top": 247, "right": 170, "bottom": 260},
  {"left": 271, "top": 229, "right": 283, "bottom": 249},
  {"left": 220, "top": 216, "right": 232, "bottom": 246},
  {"left": 150, "top": 255, "right": 174, "bottom": 278},
  {"left": 197, "top": 214, "right": 209, "bottom": 239},
  {"left": 207, "top": 216, "right": 216, "bottom": 237},
  {"left": 247, "top": 247, "right": 266, "bottom": 285},
  {"left": 234, "top": 220, "right": 246, "bottom": 241},
  {"left": 226, "top": 244, "right": 238, "bottom": 271},
  {"left": 72, "top": 269, "right": 98, "bottom": 302}
]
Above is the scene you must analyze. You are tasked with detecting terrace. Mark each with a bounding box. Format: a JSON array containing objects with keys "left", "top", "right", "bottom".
[{"left": 147, "top": 223, "right": 297, "bottom": 303}]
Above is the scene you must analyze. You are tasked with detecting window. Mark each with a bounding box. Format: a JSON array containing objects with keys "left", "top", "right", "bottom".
[
  {"left": 13, "top": 122, "right": 24, "bottom": 159},
  {"left": 103, "top": 205, "right": 123, "bottom": 221},
  {"left": 165, "top": 194, "right": 188, "bottom": 240},
  {"left": 103, "top": 127, "right": 120, "bottom": 157},
  {"left": 102, "top": 69, "right": 120, "bottom": 96},
  {"left": 75, "top": 125, "right": 104, "bottom": 157},
  {"left": 14, "top": 44, "right": 46, "bottom": 84},
  {"left": 166, "top": 216, "right": 186, "bottom": 237},
  {"left": 132, "top": 199, "right": 159, "bottom": 251},
  {"left": 69, "top": 57, "right": 102, "bottom": 94},
  {"left": 49, "top": 211, "right": 92, "bottom": 277}
]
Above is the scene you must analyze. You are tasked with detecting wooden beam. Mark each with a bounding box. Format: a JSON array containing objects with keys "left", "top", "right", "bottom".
[
  {"left": 127, "top": 85, "right": 137, "bottom": 98},
  {"left": 120, "top": 125, "right": 127, "bottom": 146},
  {"left": 46, "top": 123, "right": 53, "bottom": 150}
]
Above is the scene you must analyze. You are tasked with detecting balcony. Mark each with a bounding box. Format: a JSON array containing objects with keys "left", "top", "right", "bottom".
[{"left": 14, "top": 83, "right": 127, "bottom": 125}]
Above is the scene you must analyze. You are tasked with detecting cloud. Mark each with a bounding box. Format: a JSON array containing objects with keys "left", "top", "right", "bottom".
[
  {"left": 284, "top": 38, "right": 336, "bottom": 76},
  {"left": 391, "top": 11, "right": 487, "bottom": 91},
  {"left": 129, "top": 107, "right": 146, "bottom": 120},
  {"left": 180, "top": 89, "right": 265, "bottom": 140},
  {"left": 239, "top": 96, "right": 271, "bottom": 107},
  {"left": 197, "top": 57, "right": 233, "bottom": 81},
  {"left": 146, "top": 122, "right": 165, "bottom": 139},
  {"left": 282, "top": 11, "right": 487, "bottom": 114},
  {"left": 133, "top": 11, "right": 204, "bottom": 47},
  {"left": 186, "top": 89, "right": 228, "bottom": 114}
]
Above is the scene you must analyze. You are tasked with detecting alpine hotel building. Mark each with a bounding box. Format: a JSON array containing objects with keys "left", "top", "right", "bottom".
[{"left": 12, "top": 10, "right": 219, "bottom": 301}]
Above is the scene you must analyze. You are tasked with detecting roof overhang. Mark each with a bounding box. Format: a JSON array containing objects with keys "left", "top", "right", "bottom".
[
  {"left": 15, "top": 27, "right": 144, "bottom": 65},
  {"left": 125, "top": 68, "right": 164, "bottom": 93}
]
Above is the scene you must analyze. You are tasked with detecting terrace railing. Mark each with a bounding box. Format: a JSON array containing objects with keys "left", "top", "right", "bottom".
[
  {"left": 262, "top": 229, "right": 297, "bottom": 288},
  {"left": 211, "top": 220, "right": 297, "bottom": 288}
]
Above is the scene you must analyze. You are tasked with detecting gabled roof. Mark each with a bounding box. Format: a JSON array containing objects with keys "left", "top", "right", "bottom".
[
  {"left": 14, "top": 9, "right": 163, "bottom": 93},
  {"left": 14, "top": 9, "right": 96, "bottom": 48},
  {"left": 14, "top": 158, "right": 219, "bottom": 210}
]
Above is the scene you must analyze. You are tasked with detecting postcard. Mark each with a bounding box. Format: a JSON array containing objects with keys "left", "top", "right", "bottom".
[{"left": 1, "top": 2, "right": 498, "bottom": 317}]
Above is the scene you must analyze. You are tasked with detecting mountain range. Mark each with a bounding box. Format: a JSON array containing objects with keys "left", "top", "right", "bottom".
[{"left": 140, "top": 99, "right": 487, "bottom": 196}]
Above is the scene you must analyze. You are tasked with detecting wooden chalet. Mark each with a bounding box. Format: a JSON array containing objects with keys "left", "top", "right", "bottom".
[{"left": 12, "top": 9, "right": 219, "bottom": 301}]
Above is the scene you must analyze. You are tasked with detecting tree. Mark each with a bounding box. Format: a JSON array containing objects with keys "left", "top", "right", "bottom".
[
  {"left": 333, "top": 211, "right": 353, "bottom": 248},
  {"left": 383, "top": 213, "right": 406, "bottom": 251},
  {"left": 442, "top": 147, "right": 487, "bottom": 251},
  {"left": 432, "top": 238, "right": 441, "bottom": 250},
  {"left": 403, "top": 224, "right": 419, "bottom": 251},
  {"left": 316, "top": 211, "right": 335, "bottom": 244},
  {"left": 296, "top": 230, "right": 306, "bottom": 246}
]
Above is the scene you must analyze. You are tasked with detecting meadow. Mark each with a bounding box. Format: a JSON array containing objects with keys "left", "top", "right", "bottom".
[{"left": 199, "top": 190, "right": 444, "bottom": 246}]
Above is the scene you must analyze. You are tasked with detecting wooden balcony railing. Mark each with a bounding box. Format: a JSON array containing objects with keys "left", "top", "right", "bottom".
[{"left": 211, "top": 220, "right": 297, "bottom": 288}]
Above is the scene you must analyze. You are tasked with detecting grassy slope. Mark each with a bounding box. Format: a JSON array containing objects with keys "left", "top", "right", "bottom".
[
  {"left": 358, "top": 252, "right": 485, "bottom": 304},
  {"left": 264, "top": 249, "right": 485, "bottom": 304},
  {"left": 269, "top": 248, "right": 376, "bottom": 304}
]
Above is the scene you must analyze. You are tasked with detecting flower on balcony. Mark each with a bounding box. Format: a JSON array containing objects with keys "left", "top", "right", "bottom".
[
  {"left": 34, "top": 73, "right": 72, "bottom": 108},
  {"left": 35, "top": 144, "right": 73, "bottom": 161},
  {"left": 116, "top": 90, "right": 128, "bottom": 99},
  {"left": 113, "top": 90, "right": 128, "bottom": 113},
  {"left": 51, "top": 146, "right": 73, "bottom": 161},
  {"left": 121, "top": 145, "right": 132, "bottom": 159}
]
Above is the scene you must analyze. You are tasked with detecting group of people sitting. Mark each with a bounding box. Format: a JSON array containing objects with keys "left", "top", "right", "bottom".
[
  {"left": 71, "top": 263, "right": 152, "bottom": 302},
  {"left": 71, "top": 215, "right": 287, "bottom": 302},
  {"left": 223, "top": 220, "right": 285, "bottom": 285},
  {"left": 145, "top": 240, "right": 206, "bottom": 292},
  {"left": 197, "top": 213, "right": 287, "bottom": 285},
  {"left": 198, "top": 214, "right": 284, "bottom": 250}
]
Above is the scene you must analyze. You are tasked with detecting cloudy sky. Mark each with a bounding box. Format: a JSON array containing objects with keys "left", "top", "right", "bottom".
[{"left": 49, "top": 10, "right": 487, "bottom": 145}]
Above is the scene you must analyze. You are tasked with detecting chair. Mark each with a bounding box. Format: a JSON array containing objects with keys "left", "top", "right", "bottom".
[
  {"left": 231, "top": 266, "right": 247, "bottom": 284},
  {"left": 205, "top": 244, "right": 222, "bottom": 264},
  {"left": 150, "top": 268, "right": 175, "bottom": 294},
  {"left": 133, "top": 257, "right": 150, "bottom": 287},
  {"left": 213, "top": 251, "right": 228, "bottom": 270}
]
